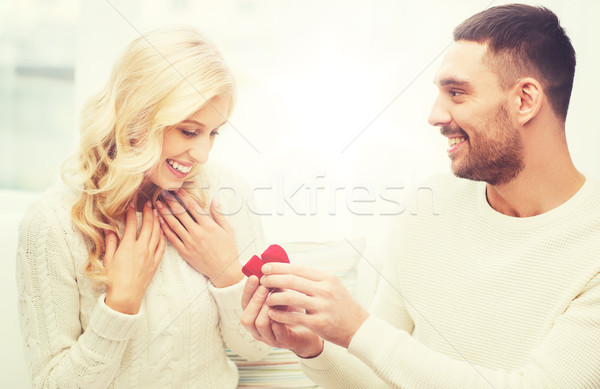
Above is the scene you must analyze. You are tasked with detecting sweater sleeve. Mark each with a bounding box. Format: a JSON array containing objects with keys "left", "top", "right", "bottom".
[
  {"left": 16, "top": 199, "right": 140, "bottom": 389},
  {"left": 209, "top": 279, "right": 271, "bottom": 361},
  {"left": 346, "top": 272, "right": 600, "bottom": 389},
  {"left": 300, "top": 272, "right": 600, "bottom": 389}
]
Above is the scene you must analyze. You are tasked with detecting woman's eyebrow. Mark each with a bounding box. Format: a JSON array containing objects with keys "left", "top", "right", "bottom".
[
  {"left": 180, "top": 119, "right": 227, "bottom": 128},
  {"left": 181, "top": 119, "right": 205, "bottom": 128}
]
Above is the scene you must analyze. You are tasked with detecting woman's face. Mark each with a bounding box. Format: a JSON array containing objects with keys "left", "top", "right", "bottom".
[{"left": 149, "top": 94, "right": 230, "bottom": 191}]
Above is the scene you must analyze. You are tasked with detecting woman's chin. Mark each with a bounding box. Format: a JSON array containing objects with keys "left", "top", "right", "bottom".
[
  {"left": 151, "top": 178, "right": 184, "bottom": 193},
  {"left": 164, "top": 184, "right": 183, "bottom": 192}
]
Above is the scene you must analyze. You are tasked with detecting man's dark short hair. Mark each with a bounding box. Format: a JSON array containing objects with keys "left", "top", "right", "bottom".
[{"left": 454, "top": 3, "right": 575, "bottom": 121}]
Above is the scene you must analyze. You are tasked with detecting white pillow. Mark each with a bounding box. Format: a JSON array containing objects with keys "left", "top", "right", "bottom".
[{"left": 227, "top": 238, "right": 365, "bottom": 389}]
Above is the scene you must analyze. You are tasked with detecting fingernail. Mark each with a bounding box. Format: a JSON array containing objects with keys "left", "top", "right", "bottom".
[
  {"left": 129, "top": 202, "right": 135, "bottom": 209},
  {"left": 213, "top": 198, "right": 221, "bottom": 208},
  {"left": 159, "top": 216, "right": 165, "bottom": 224},
  {"left": 153, "top": 208, "right": 158, "bottom": 216},
  {"left": 146, "top": 201, "right": 151, "bottom": 208},
  {"left": 262, "top": 264, "right": 272, "bottom": 274},
  {"left": 156, "top": 201, "right": 163, "bottom": 209}
]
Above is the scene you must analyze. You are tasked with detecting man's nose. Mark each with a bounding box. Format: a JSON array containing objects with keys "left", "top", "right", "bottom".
[{"left": 427, "top": 96, "right": 451, "bottom": 127}]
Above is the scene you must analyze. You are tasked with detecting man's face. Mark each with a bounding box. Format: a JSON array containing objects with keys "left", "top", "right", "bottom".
[{"left": 428, "top": 40, "right": 524, "bottom": 185}]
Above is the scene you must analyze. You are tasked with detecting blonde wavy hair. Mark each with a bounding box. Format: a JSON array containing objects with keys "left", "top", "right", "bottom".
[{"left": 62, "top": 27, "right": 236, "bottom": 283}]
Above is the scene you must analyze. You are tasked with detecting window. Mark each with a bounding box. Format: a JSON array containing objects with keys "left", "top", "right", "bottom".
[{"left": 0, "top": 0, "right": 79, "bottom": 190}]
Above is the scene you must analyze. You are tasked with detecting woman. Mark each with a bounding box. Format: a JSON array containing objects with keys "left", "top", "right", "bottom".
[{"left": 16, "top": 27, "right": 269, "bottom": 388}]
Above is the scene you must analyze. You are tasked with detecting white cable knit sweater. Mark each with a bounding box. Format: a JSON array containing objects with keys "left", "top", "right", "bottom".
[
  {"left": 16, "top": 165, "right": 270, "bottom": 388},
  {"left": 301, "top": 174, "right": 600, "bottom": 388}
]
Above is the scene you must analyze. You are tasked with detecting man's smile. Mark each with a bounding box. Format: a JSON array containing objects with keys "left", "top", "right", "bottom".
[{"left": 447, "top": 136, "right": 467, "bottom": 154}]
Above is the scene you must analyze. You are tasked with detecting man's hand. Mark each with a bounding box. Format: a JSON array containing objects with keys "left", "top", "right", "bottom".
[
  {"left": 260, "top": 263, "right": 369, "bottom": 349},
  {"left": 240, "top": 276, "right": 324, "bottom": 358}
]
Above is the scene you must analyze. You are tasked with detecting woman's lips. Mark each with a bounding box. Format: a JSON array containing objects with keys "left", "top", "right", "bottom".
[{"left": 166, "top": 159, "right": 190, "bottom": 178}]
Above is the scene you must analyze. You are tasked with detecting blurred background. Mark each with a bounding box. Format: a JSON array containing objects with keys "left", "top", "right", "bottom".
[
  {"left": 1, "top": 0, "right": 598, "bottom": 386},
  {"left": 2, "top": 0, "right": 599, "bottom": 244}
]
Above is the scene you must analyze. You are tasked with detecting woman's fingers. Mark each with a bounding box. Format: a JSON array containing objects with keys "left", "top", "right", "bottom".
[
  {"left": 240, "top": 284, "right": 270, "bottom": 338},
  {"left": 241, "top": 276, "right": 260, "bottom": 310},
  {"left": 241, "top": 284, "right": 270, "bottom": 325},
  {"left": 255, "top": 303, "right": 277, "bottom": 344},
  {"left": 122, "top": 202, "right": 138, "bottom": 240},
  {"left": 177, "top": 188, "right": 230, "bottom": 232},
  {"left": 271, "top": 320, "right": 301, "bottom": 350},
  {"left": 157, "top": 200, "right": 190, "bottom": 242},
  {"left": 239, "top": 282, "right": 278, "bottom": 344},
  {"left": 240, "top": 281, "right": 316, "bottom": 350},
  {"left": 176, "top": 188, "right": 210, "bottom": 224},
  {"left": 158, "top": 211, "right": 185, "bottom": 251},
  {"left": 210, "top": 198, "right": 231, "bottom": 231},
  {"left": 267, "top": 307, "right": 307, "bottom": 327},
  {"left": 138, "top": 201, "right": 154, "bottom": 242},
  {"left": 271, "top": 321, "right": 290, "bottom": 344},
  {"left": 103, "top": 229, "right": 118, "bottom": 268},
  {"left": 153, "top": 230, "right": 166, "bottom": 266},
  {"left": 163, "top": 191, "right": 197, "bottom": 229},
  {"left": 147, "top": 207, "right": 161, "bottom": 251}
]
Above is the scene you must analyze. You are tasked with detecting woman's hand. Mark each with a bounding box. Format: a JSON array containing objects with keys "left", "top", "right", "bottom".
[
  {"left": 104, "top": 201, "right": 166, "bottom": 314},
  {"left": 157, "top": 188, "right": 242, "bottom": 288},
  {"left": 240, "top": 276, "right": 324, "bottom": 358}
]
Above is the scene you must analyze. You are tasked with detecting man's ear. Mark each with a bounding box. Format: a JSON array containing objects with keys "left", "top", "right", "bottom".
[{"left": 512, "top": 77, "right": 543, "bottom": 126}]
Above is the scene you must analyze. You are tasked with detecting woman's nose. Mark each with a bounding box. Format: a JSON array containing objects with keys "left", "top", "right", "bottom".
[{"left": 189, "top": 137, "right": 212, "bottom": 164}]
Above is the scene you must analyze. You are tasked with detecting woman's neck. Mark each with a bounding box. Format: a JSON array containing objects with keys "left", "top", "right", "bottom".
[{"left": 135, "top": 181, "right": 157, "bottom": 212}]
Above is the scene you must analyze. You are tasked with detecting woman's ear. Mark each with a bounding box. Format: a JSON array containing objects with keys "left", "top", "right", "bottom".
[{"left": 512, "top": 77, "right": 543, "bottom": 126}]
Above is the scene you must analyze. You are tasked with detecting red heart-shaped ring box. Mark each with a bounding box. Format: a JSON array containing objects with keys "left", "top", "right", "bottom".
[{"left": 242, "top": 244, "right": 289, "bottom": 278}]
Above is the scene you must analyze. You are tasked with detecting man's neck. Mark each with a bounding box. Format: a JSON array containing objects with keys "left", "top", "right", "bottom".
[{"left": 485, "top": 153, "right": 585, "bottom": 218}]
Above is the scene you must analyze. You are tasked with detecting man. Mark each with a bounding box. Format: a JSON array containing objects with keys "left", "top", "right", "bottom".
[{"left": 241, "top": 4, "right": 600, "bottom": 388}]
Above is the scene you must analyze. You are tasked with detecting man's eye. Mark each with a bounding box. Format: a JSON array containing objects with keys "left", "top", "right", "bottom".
[{"left": 450, "top": 90, "right": 464, "bottom": 97}]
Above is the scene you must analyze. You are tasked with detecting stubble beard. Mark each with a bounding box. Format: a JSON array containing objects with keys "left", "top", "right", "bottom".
[{"left": 450, "top": 104, "right": 524, "bottom": 186}]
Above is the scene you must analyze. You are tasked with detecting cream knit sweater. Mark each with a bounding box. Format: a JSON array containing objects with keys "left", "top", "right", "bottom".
[
  {"left": 16, "top": 165, "right": 270, "bottom": 388},
  {"left": 301, "top": 174, "right": 600, "bottom": 388}
]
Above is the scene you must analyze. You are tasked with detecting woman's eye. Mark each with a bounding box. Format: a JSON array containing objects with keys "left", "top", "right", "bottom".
[
  {"left": 180, "top": 129, "right": 198, "bottom": 137},
  {"left": 210, "top": 130, "right": 220, "bottom": 137}
]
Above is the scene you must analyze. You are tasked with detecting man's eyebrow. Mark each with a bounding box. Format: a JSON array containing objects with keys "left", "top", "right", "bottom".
[{"left": 436, "top": 77, "right": 472, "bottom": 88}]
